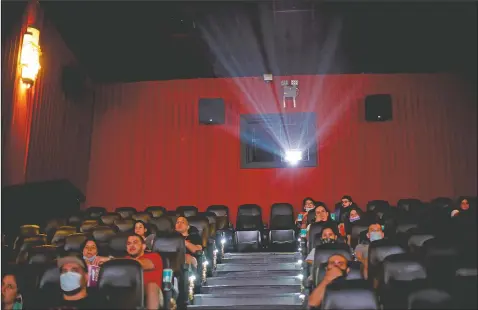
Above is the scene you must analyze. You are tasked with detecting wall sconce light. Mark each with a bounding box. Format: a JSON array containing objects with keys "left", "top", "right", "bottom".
[{"left": 20, "top": 26, "right": 41, "bottom": 88}]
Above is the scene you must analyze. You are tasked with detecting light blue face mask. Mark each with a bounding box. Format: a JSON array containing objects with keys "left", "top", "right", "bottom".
[
  {"left": 369, "top": 232, "right": 383, "bottom": 242},
  {"left": 60, "top": 271, "right": 82, "bottom": 292},
  {"left": 83, "top": 255, "right": 97, "bottom": 263}
]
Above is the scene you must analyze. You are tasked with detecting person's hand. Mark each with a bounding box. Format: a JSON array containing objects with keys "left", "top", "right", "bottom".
[
  {"left": 451, "top": 210, "right": 460, "bottom": 217},
  {"left": 93, "top": 256, "right": 111, "bottom": 265},
  {"left": 323, "top": 266, "right": 344, "bottom": 284}
]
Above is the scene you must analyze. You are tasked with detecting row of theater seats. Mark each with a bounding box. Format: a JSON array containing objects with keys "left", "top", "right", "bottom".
[{"left": 301, "top": 198, "right": 477, "bottom": 309}]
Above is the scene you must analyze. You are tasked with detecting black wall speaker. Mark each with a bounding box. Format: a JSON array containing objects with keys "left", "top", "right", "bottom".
[
  {"left": 199, "top": 98, "right": 225, "bottom": 125},
  {"left": 365, "top": 94, "right": 392, "bottom": 122}
]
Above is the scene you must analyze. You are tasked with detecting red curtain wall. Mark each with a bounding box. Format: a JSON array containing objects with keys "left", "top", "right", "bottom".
[
  {"left": 1, "top": 2, "right": 94, "bottom": 193},
  {"left": 86, "top": 74, "right": 477, "bottom": 223}
]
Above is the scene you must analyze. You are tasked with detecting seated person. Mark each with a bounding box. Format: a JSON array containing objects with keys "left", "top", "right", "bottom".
[
  {"left": 51, "top": 254, "right": 106, "bottom": 309},
  {"left": 175, "top": 216, "right": 203, "bottom": 268},
  {"left": 305, "top": 225, "right": 348, "bottom": 264},
  {"left": 308, "top": 254, "right": 351, "bottom": 308},
  {"left": 298, "top": 197, "right": 316, "bottom": 227},
  {"left": 134, "top": 220, "right": 155, "bottom": 250},
  {"left": 304, "top": 203, "right": 335, "bottom": 234},
  {"left": 343, "top": 207, "right": 366, "bottom": 246},
  {"left": 354, "top": 223, "right": 385, "bottom": 281},
  {"left": 125, "top": 233, "right": 164, "bottom": 310},
  {"left": 81, "top": 238, "right": 111, "bottom": 287},
  {"left": 2, "top": 269, "right": 24, "bottom": 310},
  {"left": 451, "top": 197, "right": 475, "bottom": 217}
]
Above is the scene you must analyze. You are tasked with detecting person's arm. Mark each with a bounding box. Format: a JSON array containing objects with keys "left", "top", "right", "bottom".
[
  {"left": 185, "top": 235, "right": 203, "bottom": 253},
  {"left": 305, "top": 248, "right": 315, "bottom": 264},
  {"left": 136, "top": 257, "right": 155, "bottom": 271},
  {"left": 308, "top": 267, "right": 343, "bottom": 307}
]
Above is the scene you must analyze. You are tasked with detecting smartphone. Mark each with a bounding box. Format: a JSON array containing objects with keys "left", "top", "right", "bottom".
[
  {"left": 297, "top": 214, "right": 304, "bottom": 221},
  {"left": 330, "top": 213, "right": 336, "bottom": 221},
  {"left": 381, "top": 225, "right": 385, "bottom": 231},
  {"left": 300, "top": 228, "right": 307, "bottom": 238}
]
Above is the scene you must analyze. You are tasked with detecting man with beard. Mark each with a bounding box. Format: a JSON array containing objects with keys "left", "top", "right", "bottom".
[{"left": 126, "top": 233, "right": 164, "bottom": 309}]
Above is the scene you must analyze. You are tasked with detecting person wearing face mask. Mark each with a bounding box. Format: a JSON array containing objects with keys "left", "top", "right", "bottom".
[
  {"left": 308, "top": 254, "right": 351, "bottom": 308},
  {"left": 344, "top": 207, "right": 365, "bottom": 246},
  {"left": 305, "top": 226, "right": 350, "bottom": 264},
  {"left": 354, "top": 223, "right": 385, "bottom": 280},
  {"left": 52, "top": 254, "right": 105, "bottom": 309},
  {"left": 80, "top": 239, "right": 112, "bottom": 287},
  {"left": 297, "top": 197, "right": 316, "bottom": 227},
  {"left": 2, "top": 270, "right": 24, "bottom": 310}
]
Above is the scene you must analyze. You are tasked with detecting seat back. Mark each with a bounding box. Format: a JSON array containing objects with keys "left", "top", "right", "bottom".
[
  {"left": 44, "top": 218, "right": 67, "bottom": 239},
  {"left": 308, "top": 222, "right": 328, "bottom": 251},
  {"left": 114, "top": 219, "right": 134, "bottom": 233},
  {"left": 367, "top": 200, "right": 389, "bottom": 213},
  {"left": 28, "top": 245, "right": 58, "bottom": 264},
  {"left": 86, "top": 206, "right": 107, "bottom": 219},
  {"left": 207, "top": 205, "right": 229, "bottom": 230},
  {"left": 407, "top": 232, "right": 435, "bottom": 252},
  {"left": 323, "top": 280, "right": 379, "bottom": 310},
  {"left": 149, "top": 216, "right": 174, "bottom": 235},
  {"left": 15, "top": 236, "right": 48, "bottom": 264},
  {"left": 187, "top": 215, "right": 210, "bottom": 248},
  {"left": 80, "top": 220, "right": 99, "bottom": 233},
  {"left": 108, "top": 233, "right": 129, "bottom": 257},
  {"left": 369, "top": 239, "right": 406, "bottom": 280},
  {"left": 407, "top": 288, "right": 452, "bottom": 309},
  {"left": 38, "top": 264, "right": 61, "bottom": 303},
  {"left": 132, "top": 212, "right": 151, "bottom": 223},
  {"left": 176, "top": 206, "right": 198, "bottom": 218},
  {"left": 115, "top": 207, "right": 137, "bottom": 219},
  {"left": 314, "top": 243, "right": 353, "bottom": 265},
  {"left": 269, "top": 203, "right": 295, "bottom": 230},
  {"left": 145, "top": 206, "right": 166, "bottom": 218},
  {"left": 236, "top": 204, "right": 263, "bottom": 230},
  {"left": 98, "top": 259, "right": 144, "bottom": 309},
  {"left": 19, "top": 225, "right": 40, "bottom": 238},
  {"left": 397, "top": 199, "right": 422, "bottom": 213},
  {"left": 453, "top": 267, "right": 477, "bottom": 309},
  {"left": 67, "top": 212, "right": 84, "bottom": 227},
  {"left": 64, "top": 233, "right": 88, "bottom": 252},
  {"left": 51, "top": 226, "right": 76, "bottom": 246},
  {"left": 92, "top": 226, "right": 116, "bottom": 255},
  {"left": 152, "top": 233, "right": 186, "bottom": 273},
  {"left": 430, "top": 197, "right": 453, "bottom": 210},
  {"left": 201, "top": 211, "right": 217, "bottom": 238},
  {"left": 100, "top": 213, "right": 121, "bottom": 226},
  {"left": 382, "top": 253, "right": 427, "bottom": 285},
  {"left": 351, "top": 224, "right": 369, "bottom": 247}
]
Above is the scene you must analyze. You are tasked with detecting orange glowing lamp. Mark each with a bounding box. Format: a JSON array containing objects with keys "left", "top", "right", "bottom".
[{"left": 20, "top": 26, "right": 41, "bottom": 88}]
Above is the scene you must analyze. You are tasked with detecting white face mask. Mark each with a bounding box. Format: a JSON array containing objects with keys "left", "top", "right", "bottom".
[{"left": 60, "top": 271, "right": 82, "bottom": 292}]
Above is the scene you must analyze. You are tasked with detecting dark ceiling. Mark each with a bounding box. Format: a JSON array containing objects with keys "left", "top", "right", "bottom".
[{"left": 4, "top": 1, "right": 477, "bottom": 83}]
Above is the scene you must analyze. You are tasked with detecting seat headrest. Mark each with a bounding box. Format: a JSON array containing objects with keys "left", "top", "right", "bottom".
[
  {"left": 152, "top": 232, "right": 186, "bottom": 254},
  {"left": 238, "top": 204, "right": 262, "bottom": 217},
  {"left": 28, "top": 245, "right": 57, "bottom": 264},
  {"left": 92, "top": 226, "right": 116, "bottom": 242},
  {"left": 407, "top": 288, "right": 452, "bottom": 309},
  {"left": 80, "top": 220, "right": 99, "bottom": 233},
  {"left": 369, "top": 240, "right": 406, "bottom": 266},
  {"left": 383, "top": 254, "right": 427, "bottom": 284},
  {"left": 408, "top": 233, "right": 435, "bottom": 248},
  {"left": 100, "top": 213, "right": 121, "bottom": 225},
  {"left": 176, "top": 206, "right": 198, "bottom": 217},
  {"left": 308, "top": 222, "right": 328, "bottom": 249},
  {"left": 132, "top": 212, "right": 151, "bottom": 223},
  {"left": 149, "top": 216, "right": 174, "bottom": 234},
  {"left": 145, "top": 206, "right": 166, "bottom": 218},
  {"left": 396, "top": 223, "right": 418, "bottom": 233},
  {"left": 68, "top": 214, "right": 83, "bottom": 226},
  {"left": 39, "top": 265, "right": 60, "bottom": 290},
  {"left": 201, "top": 212, "right": 217, "bottom": 224},
  {"left": 114, "top": 219, "right": 134, "bottom": 232},
  {"left": 187, "top": 216, "right": 209, "bottom": 230},
  {"left": 456, "top": 268, "right": 478, "bottom": 277},
  {"left": 271, "top": 203, "right": 293, "bottom": 216},
  {"left": 207, "top": 205, "right": 229, "bottom": 217},
  {"left": 314, "top": 243, "right": 352, "bottom": 264},
  {"left": 397, "top": 199, "right": 422, "bottom": 212},
  {"left": 108, "top": 233, "right": 129, "bottom": 255},
  {"left": 44, "top": 218, "right": 67, "bottom": 232},
  {"left": 20, "top": 225, "right": 40, "bottom": 238},
  {"left": 115, "top": 207, "right": 137, "bottom": 219},
  {"left": 64, "top": 233, "right": 88, "bottom": 252},
  {"left": 431, "top": 197, "right": 453, "bottom": 209},
  {"left": 86, "top": 206, "right": 106, "bottom": 218},
  {"left": 24, "top": 234, "right": 48, "bottom": 245},
  {"left": 367, "top": 200, "right": 389, "bottom": 213},
  {"left": 323, "top": 282, "right": 379, "bottom": 310},
  {"left": 51, "top": 229, "right": 76, "bottom": 245},
  {"left": 270, "top": 215, "right": 295, "bottom": 230},
  {"left": 351, "top": 225, "right": 369, "bottom": 238}
]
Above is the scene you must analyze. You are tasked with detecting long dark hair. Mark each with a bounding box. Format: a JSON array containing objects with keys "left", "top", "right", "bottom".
[
  {"left": 309, "top": 202, "right": 331, "bottom": 224},
  {"left": 302, "top": 197, "right": 316, "bottom": 212},
  {"left": 133, "top": 220, "right": 151, "bottom": 237}
]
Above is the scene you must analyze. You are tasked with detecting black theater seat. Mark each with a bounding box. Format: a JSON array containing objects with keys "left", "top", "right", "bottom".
[
  {"left": 98, "top": 259, "right": 144, "bottom": 309},
  {"left": 421, "top": 238, "right": 459, "bottom": 290},
  {"left": 350, "top": 224, "right": 369, "bottom": 248},
  {"left": 235, "top": 204, "right": 263, "bottom": 252},
  {"left": 19, "top": 224, "right": 40, "bottom": 238},
  {"left": 100, "top": 212, "right": 121, "bottom": 226},
  {"left": 64, "top": 233, "right": 88, "bottom": 252},
  {"left": 307, "top": 222, "right": 328, "bottom": 253},
  {"left": 323, "top": 280, "right": 379, "bottom": 310},
  {"left": 67, "top": 212, "right": 84, "bottom": 227},
  {"left": 397, "top": 198, "right": 422, "bottom": 214},
  {"left": 149, "top": 216, "right": 174, "bottom": 235},
  {"left": 132, "top": 212, "right": 152, "bottom": 223},
  {"left": 28, "top": 245, "right": 58, "bottom": 264},
  {"left": 108, "top": 233, "right": 129, "bottom": 257},
  {"left": 80, "top": 219, "right": 99, "bottom": 233},
  {"left": 86, "top": 206, "right": 107, "bottom": 219},
  {"left": 407, "top": 288, "right": 453, "bottom": 309},
  {"left": 115, "top": 207, "right": 137, "bottom": 219},
  {"left": 44, "top": 218, "right": 67, "bottom": 241},
  {"left": 92, "top": 226, "right": 116, "bottom": 255},
  {"left": 177, "top": 206, "right": 198, "bottom": 218},
  {"left": 367, "top": 200, "right": 390, "bottom": 214},
  {"left": 269, "top": 203, "right": 296, "bottom": 250},
  {"left": 452, "top": 267, "right": 477, "bottom": 309},
  {"left": 146, "top": 206, "right": 166, "bottom": 218},
  {"left": 188, "top": 215, "right": 215, "bottom": 276},
  {"left": 368, "top": 239, "right": 406, "bottom": 282},
  {"left": 379, "top": 253, "right": 428, "bottom": 309},
  {"left": 113, "top": 219, "right": 135, "bottom": 233},
  {"left": 207, "top": 205, "right": 234, "bottom": 251},
  {"left": 35, "top": 264, "right": 61, "bottom": 308},
  {"left": 407, "top": 232, "right": 435, "bottom": 253},
  {"left": 50, "top": 226, "right": 76, "bottom": 246},
  {"left": 15, "top": 235, "right": 48, "bottom": 264}
]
